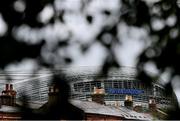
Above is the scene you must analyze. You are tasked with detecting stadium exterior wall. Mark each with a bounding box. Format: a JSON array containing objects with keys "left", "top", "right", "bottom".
[{"left": 0, "top": 67, "right": 172, "bottom": 108}]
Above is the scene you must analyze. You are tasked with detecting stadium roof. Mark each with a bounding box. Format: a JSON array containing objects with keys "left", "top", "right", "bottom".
[
  {"left": 0, "top": 66, "right": 163, "bottom": 87},
  {"left": 0, "top": 66, "right": 137, "bottom": 83}
]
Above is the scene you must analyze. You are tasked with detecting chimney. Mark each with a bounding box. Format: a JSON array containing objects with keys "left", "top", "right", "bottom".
[
  {"left": 124, "top": 95, "right": 133, "bottom": 109},
  {"left": 91, "top": 87, "right": 105, "bottom": 105},
  {"left": 149, "top": 98, "right": 157, "bottom": 112},
  {"left": 1, "top": 84, "right": 17, "bottom": 106},
  {"left": 48, "top": 85, "right": 59, "bottom": 104},
  {"left": 10, "top": 84, "right": 13, "bottom": 90},
  {"left": 5, "top": 84, "right": 9, "bottom": 91}
]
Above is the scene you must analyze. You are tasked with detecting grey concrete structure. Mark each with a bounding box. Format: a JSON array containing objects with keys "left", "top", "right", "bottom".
[{"left": 0, "top": 67, "right": 172, "bottom": 108}]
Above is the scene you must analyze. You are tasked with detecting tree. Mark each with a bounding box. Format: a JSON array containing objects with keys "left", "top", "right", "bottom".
[{"left": 0, "top": 0, "right": 180, "bottom": 119}]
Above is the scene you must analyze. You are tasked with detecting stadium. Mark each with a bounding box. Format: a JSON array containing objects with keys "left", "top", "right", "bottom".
[{"left": 0, "top": 67, "right": 172, "bottom": 108}]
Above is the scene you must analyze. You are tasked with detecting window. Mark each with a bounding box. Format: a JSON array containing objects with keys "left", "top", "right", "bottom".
[
  {"left": 113, "top": 81, "right": 119, "bottom": 88},
  {"left": 124, "top": 81, "right": 128, "bottom": 89}
]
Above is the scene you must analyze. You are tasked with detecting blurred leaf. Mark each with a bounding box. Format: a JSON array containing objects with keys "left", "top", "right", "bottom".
[
  {"left": 102, "top": 10, "right": 111, "bottom": 16},
  {"left": 64, "top": 57, "right": 72, "bottom": 64},
  {"left": 164, "top": 82, "right": 173, "bottom": 97},
  {"left": 137, "top": 70, "right": 154, "bottom": 87},
  {"left": 58, "top": 40, "right": 69, "bottom": 47},
  {"left": 86, "top": 15, "right": 93, "bottom": 24}
]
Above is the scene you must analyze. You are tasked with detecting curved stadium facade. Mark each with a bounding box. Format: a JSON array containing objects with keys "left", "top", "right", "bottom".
[{"left": 0, "top": 67, "right": 172, "bottom": 108}]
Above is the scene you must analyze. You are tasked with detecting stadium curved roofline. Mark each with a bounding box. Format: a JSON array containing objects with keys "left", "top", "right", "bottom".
[
  {"left": 0, "top": 66, "right": 167, "bottom": 104},
  {"left": 0, "top": 66, "right": 136, "bottom": 83},
  {"left": 0, "top": 66, "right": 163, "bottom": 87}
]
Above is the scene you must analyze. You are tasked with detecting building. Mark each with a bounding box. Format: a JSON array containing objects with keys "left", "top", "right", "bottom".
[
  {"left": 0, "top": 83, "right": 154, "bottom": 120},
  {"left": 0, "top": 84, "right": 20, "bottom": 120},
  {"left": 0, "top": 84, "right": 17, "bottom": 106},
  {"left": 0, "top": 105, "right": 21, "bottom": 120},
  {"left": 0, "top": 67, "right": 173, "bottom": 109},
  {"left": 68, "top": 67, "right": 171, "bottom": 108},
  {"left": 23, "top": 84, "right": 154, "bottom": 120},
  {"left": 71, "top": 99, "right": 153, "bottom": 120}
]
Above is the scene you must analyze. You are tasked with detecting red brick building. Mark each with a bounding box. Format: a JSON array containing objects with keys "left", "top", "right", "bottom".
[
  {"left": 0, "top": 84, "right": 20, "bottom": 120},
  {"left": 0, "top": 83, "right": 153, "bottom": 120}
]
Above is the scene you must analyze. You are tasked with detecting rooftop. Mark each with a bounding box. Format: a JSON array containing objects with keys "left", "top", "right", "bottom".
[
  {"left": 0, "top": 99, "right": 153, "bottom": 120},
  {"left": 71, "top": 99, "right": 153, "bottom": 120},
  {"left": 0, "top": 105, "right": 20, "bottom": 113}
]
